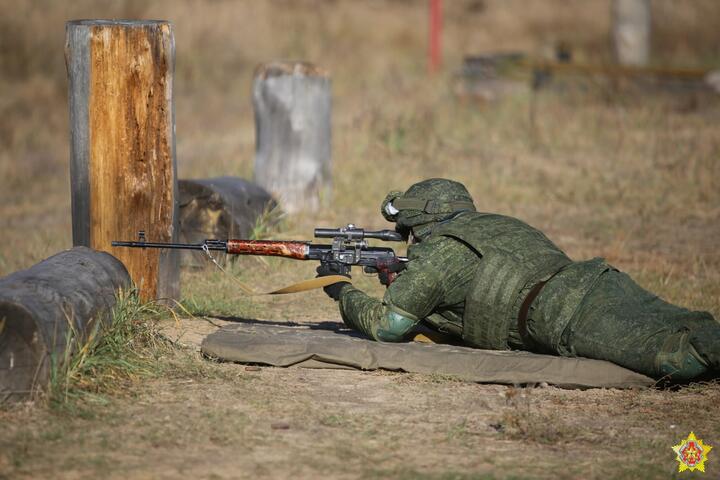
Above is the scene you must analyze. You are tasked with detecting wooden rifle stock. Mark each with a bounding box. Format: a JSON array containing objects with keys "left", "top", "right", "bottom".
[{"left": 226, "top": 240, "right": 309, "bottom": 259}]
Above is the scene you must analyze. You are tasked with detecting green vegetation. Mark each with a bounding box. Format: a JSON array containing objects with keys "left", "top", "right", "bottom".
[
  {"left": 46, "top": 289, "right": 167, "bottom": 409},
  {"left": 249, "top": 202, "right": 287, "bottom": 241}
]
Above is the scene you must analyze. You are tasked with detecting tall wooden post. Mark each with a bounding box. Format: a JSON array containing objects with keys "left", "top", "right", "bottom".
[
  {"left": 253, "top": 62, "right": 332, "bottom": 214},
  {"left": 65, "top": 20, "right": 179, "bottom": 301},
  {"left": 612, "top": 0, "right": 651, "bottom": 67}
]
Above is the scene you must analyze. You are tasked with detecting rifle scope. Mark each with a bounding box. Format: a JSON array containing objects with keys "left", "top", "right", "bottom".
[{"left": 314, "top": 225, "right": 403, "bottom": 242}]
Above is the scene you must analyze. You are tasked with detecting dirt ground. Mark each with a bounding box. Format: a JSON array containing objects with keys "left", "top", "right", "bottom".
[
  {"left": 3, "top": 299, "right": 719, "bottom": 479},
  {"left": 2, "top": 1, "right": 720, "bottom": 479},
  {"left": 3, "top": 320, "right": 719, "bottom": 479}
]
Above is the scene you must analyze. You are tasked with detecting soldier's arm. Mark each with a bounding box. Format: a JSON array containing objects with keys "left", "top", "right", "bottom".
[{"left": 337, "top": 236, "right": 477, "bottom": 341}]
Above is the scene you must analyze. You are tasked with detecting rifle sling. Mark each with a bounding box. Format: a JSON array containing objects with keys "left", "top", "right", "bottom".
[{"left": 265, "top": 275, "right": 351, "bottom": 295}]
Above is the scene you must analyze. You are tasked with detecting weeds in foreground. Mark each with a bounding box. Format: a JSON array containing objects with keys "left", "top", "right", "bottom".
[
  {"left": 180, "top": 294, "right": 258, "bottom": 318},
  {"left": 47, "top": 289, "right": 167, "bottom": 410}
]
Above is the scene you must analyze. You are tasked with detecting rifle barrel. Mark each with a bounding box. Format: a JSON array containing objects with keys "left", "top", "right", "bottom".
[{"left": 110, "top": 240, "right": 226, "bottom": 251}]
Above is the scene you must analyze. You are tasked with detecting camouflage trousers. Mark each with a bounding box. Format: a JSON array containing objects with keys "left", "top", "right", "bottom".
[{"left": 530, "top": 268, "right": 719, "bottom": 380}]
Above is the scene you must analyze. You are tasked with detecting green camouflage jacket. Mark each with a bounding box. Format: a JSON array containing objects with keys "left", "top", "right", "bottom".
[{"left": 336, "top": 211, "right": 719, "bottom": 380}]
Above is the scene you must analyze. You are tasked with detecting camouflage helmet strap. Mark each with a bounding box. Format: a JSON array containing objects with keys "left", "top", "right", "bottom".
[{"left": 392, "top": 197, "right": 475, "bottom": 214}]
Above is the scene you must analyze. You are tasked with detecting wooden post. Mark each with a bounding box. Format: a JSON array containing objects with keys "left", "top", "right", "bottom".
[
  {"left": 612, "top": 0, "right": 651, "bottom": 67},
  {"left": 65, "top": 20, "right": 179, "bottom": 301},
  {"left": 252, "top": 62, "right": 331, "bottom": 214}
]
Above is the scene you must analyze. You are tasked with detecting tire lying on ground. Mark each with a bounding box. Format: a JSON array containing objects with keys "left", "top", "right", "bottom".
[
  {"left": 178, "top": 176, "right": 277, "bottom": 266},
  {"left": 0, "top": 247, "right": 131, "bottom": 402}
]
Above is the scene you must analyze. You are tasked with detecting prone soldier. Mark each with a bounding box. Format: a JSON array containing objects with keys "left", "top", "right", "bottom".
[{"left": 317, "top": 178, "right": 720, "bottom": 381}]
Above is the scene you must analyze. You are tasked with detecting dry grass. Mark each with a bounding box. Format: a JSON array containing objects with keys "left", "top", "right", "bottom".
[
  {"left": 46, "top": 289, "right": 166, "bottom": 410},
  {"left": 1, "top": 1, "right": 719, "bottom": 479}
]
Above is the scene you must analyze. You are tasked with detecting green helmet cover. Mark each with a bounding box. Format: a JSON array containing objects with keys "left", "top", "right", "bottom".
[{"left": 381, "top": 178, "right": 476, "bottom": 239}]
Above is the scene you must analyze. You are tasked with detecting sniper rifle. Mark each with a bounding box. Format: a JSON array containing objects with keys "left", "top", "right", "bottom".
[{"left": 112, "top": 224, "right": 408, "bottom": 286}]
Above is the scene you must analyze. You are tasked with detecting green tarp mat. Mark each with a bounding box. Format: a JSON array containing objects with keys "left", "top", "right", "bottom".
[{"left": 201, "top": 322, "right": 654, "bottom": 389}]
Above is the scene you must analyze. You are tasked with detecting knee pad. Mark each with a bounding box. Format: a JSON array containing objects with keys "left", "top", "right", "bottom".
[{"left": 656, "top": 330, "right": 709, "bottom": 381}]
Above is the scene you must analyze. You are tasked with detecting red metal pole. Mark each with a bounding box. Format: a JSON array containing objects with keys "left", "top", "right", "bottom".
[{"left": 429, "top": 0, "right": 442, "bottom": 73}]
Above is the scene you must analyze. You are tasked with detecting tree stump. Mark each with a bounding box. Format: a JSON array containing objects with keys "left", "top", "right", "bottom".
[
  {"left": 65, "top": 20, "right": 179, "bottom": 301},
  {"left": 0, "top": 247, "right": 131, "bottom": 402},
  {"left": 252, "top": 62, "right": 332, "bottom": 214},
  {"left": 612, "top": 0, "right": 651, "bottom": 67}
]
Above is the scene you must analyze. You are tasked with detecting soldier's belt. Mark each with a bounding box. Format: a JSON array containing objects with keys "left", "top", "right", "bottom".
[{"left": 517, "top": 269, "right": 564, "bottom": 345}]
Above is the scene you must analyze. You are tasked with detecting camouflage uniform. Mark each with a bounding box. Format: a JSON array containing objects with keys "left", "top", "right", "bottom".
[{"left": 330, "top": 179, "right": 720, "bottom": 380}]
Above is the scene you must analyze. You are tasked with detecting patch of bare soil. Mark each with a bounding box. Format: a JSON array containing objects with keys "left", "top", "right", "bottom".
[{"left": 2, "top": 320, "right": 718, "bottom": 479}]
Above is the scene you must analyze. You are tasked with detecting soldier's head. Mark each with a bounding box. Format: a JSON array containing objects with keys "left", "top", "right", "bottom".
[{"left": 381, "top": 178, "right": 476, "bottom": 241}]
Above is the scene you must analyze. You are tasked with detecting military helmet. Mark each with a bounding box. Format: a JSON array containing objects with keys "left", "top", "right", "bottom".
[{"left": 381, "top": 178, "right": 476, "bottom": 238}]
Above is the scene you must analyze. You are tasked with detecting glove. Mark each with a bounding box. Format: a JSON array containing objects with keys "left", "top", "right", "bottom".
[
  {"left": 377, "top": 262, "right": 408, "bottom": 286},
  {"left": 316, "top": 263, "right": 351, "bottom": 301}
]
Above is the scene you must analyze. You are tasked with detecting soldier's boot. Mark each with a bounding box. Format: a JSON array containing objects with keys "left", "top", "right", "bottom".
[
  {"left": 689, "top": 320, "right": 720, "bottom": 373},
  {"left": 655, "top": 329, "right": 709, "bottom": 381}
]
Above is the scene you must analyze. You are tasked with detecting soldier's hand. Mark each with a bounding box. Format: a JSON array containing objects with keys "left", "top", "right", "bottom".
[
  {"left": 377, "top": 262, "right": 407, "bottom": 286},
  {"left": 316, "top": 264, "right": 351, "bottom": 301}
]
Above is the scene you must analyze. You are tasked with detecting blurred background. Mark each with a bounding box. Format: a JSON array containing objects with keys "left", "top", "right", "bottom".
[{"left": 0, "top": 0, "right": 718, "bottom": 316}]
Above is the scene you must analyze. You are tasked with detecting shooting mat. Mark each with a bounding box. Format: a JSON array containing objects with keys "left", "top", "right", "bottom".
[{"left": 199, "top": 321, "right": 654, "bottom": 389}]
